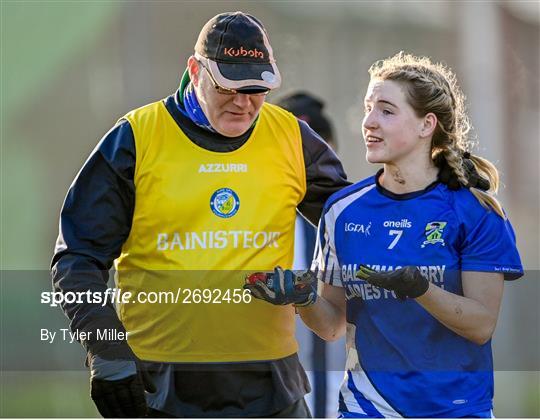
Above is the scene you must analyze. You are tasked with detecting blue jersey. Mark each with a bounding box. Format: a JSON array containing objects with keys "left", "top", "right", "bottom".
[{"left": 313, "top": 171, "right": 523, "bottom": 418}]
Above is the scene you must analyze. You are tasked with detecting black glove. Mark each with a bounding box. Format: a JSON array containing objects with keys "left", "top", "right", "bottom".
[
  {"left": 90, "top": 358, "right": 156, "bottom": 418},
  {"left": 243, "top": 267, "right": 317, "bottom": 307},
  {"left": 436, "top": 152, "right": 490, "bottom": 191},
  {"left": 81, "top": 318, "right": 156, "bottom": 418},
  {"left": 355, "top": 265, "right": 429, "bottom": 300}
]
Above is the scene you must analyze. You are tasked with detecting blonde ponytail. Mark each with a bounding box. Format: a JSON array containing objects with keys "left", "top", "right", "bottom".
[
  {"left": 468, "top": 154, "right": 500, "bottom": 194},
  {"left": 469, "top": 189, "right": 505, "bottom": 219},
  {"left": 467, "top": 155, "right": 505, "bottom": 218},
  {"left": 443, "top": 147, "right": 505, "bottom": 218}
]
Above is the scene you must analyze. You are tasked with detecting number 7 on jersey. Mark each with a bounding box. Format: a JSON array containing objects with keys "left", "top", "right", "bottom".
[{"left": 388, "top": 229, "right": 403, "bottom": 249}]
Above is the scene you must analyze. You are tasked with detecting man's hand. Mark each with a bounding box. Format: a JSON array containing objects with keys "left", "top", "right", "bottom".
[
  {"left": 244, "top": 267, "right": 317, "bottom": 307},
  {"left": 90, "top": 356, "right": 156, "bottom": 418},
  {"left": 355, "top": 265, "right": 429, "bottom": 300},
  {"left": 82, "top": 320, "right": 156, "bottom": 418}
]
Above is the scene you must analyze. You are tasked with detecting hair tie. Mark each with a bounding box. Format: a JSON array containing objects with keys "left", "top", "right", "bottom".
[{"left": 463, "top": 151, "right": 471, "bottom": 159}]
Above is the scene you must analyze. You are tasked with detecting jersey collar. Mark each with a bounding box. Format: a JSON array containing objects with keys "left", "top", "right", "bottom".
[{"left": 375, "top": 169, "right": 440, "bottom": 200}]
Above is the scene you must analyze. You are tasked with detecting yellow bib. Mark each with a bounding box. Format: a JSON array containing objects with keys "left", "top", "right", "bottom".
[{"left": 115, "top": 101, "right": 306, "bottom": 362}]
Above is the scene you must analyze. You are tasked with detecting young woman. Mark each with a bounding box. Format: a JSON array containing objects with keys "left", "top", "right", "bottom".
[{"left": 246, "top": 53, "right": 523, "bottom": 418}]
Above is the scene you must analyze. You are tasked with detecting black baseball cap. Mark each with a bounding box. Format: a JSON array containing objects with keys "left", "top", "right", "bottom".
[
  {"left": 194, "top": 11, "right": 281, "bottom": 91},
  {"left": 276, "top": 92, "right": 335, "bottom": 144}
]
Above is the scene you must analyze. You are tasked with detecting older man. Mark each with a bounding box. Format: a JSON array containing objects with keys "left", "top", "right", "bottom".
[{"left": 52, "top": 11, "right": 349, "bottom": 418}]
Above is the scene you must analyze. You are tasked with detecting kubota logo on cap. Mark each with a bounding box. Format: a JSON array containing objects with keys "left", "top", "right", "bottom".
[{"left": 223, "top": 46, "right": 264, "bottom": 59}]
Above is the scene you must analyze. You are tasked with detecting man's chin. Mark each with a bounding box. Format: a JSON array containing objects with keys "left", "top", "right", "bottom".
[{"left": 216, "top": 121, "right": 253, "bottom": 138}]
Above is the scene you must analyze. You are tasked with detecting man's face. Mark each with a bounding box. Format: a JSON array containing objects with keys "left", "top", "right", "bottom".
[{"left": 192, "top": 60, "right": 266, "bottom": 137}]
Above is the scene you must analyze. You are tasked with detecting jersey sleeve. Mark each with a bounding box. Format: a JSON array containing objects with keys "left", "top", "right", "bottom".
[
  {"left": 311, "top": 205, "right": 343, "bottom": 287},
  {"left": 297, "top": 120, "right": 350, "bottom": 226},
  {"left": 459, "top": 207, "right": 523, "bottom": 280},
  {"left": 51, "top": 119, "right": 136, "bottom": 340}
]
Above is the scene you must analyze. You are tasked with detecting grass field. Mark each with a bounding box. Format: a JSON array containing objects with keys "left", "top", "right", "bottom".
[
  {"left": 1, "top": 371, "right": 97, "bottom": 417},
  {"left": 1, "top": 371, "right": 538, "bottom": 417}
]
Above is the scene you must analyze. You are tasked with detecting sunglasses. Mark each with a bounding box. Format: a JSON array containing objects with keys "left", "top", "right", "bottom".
[{"left": 198, "top": 61, "right": 269, "bottom": 97}]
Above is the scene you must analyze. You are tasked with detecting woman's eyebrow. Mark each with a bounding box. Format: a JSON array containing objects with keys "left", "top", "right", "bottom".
[
  {"left": 377, "top": 99, "right": 397, "bottom": 108},
  {"left": 364, "top": 98, "right": 397, "bottom": 108}
]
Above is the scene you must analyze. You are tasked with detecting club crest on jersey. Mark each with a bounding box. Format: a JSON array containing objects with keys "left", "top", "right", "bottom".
[
  {"left": 421, "top": 221, "right": 447, "bottom": 248},
  {"left": 210, "top": 188, "right": 240, "bottom": 218}
]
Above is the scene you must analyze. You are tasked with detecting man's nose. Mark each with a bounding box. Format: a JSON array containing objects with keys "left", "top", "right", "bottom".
[{"left": 232, "top": 93, "right": 251, "bottom": 107}]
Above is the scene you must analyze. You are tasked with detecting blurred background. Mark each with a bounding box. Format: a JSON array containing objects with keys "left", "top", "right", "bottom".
[{"left": 1, "top": 1, "right": 538, "bottom": 417}]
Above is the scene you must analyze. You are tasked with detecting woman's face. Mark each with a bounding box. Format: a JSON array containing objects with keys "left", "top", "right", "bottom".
[{"left": 362, "top": 78, "right": 428, "bottom": 165}]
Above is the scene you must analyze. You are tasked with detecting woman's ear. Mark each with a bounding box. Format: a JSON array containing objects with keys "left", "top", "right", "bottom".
[{"left": 420, "top": 112, "right": 437, "bottom": 138}]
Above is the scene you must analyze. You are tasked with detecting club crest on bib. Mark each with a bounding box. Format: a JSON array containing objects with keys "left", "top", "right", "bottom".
[
  {"left": 421, "top": 221, "right": 447, "bottom": 248},
  {"left": 210, "top": 188, "right": 240, "bottom": 218}
]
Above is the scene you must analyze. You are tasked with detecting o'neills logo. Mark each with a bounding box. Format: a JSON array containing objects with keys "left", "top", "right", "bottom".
[{"left": 223, "top": 46, "right": 264, "bottom": 59}]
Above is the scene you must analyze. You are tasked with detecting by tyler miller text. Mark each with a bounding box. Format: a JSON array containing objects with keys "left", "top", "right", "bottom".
[{"left": 41, "top": 328, "right": 128, "bottom": 344}]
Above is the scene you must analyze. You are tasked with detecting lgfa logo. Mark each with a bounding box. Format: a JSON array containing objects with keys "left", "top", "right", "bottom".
[
  {"left": 223, "top": 46, "right": 264, "bottom": 59},
  {"left": 421, "top": 221, "right": 447, "bottom": 248},
  {"left": 344, "top": 222, "right": 371, "bottom": 236},
  {"left": 210, "top": 188, "right": 240, "bottom": 218}
]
